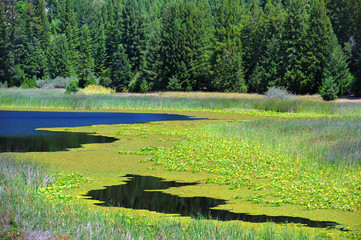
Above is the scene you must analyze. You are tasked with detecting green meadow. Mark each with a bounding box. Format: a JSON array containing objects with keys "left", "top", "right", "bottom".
[{"left": 1, "top": 89, "right": 361, "bottom": 239}]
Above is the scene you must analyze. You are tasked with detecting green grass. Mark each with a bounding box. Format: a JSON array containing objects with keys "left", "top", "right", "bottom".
[
  {"left": 2, "top": 157, "right": 347, "bottom": 240},
  {"left": 1, "top": 88, "right": 360, "bottom": 117},
  {"left": 205, "top": 117, "right": 361, "bottom": 167}
]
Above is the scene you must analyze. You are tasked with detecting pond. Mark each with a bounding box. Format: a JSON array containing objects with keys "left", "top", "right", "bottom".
[
  {"left": 85, "top": 174, "right": 340, "bottom": 229},
  {"left": 0, "top": 110, "right": 200, "bottom": 152}
]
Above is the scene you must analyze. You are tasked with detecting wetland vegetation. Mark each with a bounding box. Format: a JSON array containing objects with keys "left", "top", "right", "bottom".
[{"left": 1, "top": 89, "right": 361, "bottom": 239}]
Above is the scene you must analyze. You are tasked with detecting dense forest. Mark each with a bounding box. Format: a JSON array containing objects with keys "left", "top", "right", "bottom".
[{"left": 0, "top": 0, "right": 360, "bottom": 96}]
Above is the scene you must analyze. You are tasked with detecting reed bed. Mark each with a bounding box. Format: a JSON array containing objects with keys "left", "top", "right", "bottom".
[{"left": 1, "top": 88, "right": 360, "bottom": 116}]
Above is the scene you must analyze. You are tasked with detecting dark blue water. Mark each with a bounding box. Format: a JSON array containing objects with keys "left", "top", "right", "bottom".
[
  {"left": 0, "top": 111, "right": 201, "bottom": 152},
  {"left": 85, "top": 175, "right": 340, "bottom": 229}
]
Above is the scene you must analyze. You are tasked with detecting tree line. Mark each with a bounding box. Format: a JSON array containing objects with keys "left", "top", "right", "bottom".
[{"left": 0, "top": 0, "right": 360, "bottom": 97}]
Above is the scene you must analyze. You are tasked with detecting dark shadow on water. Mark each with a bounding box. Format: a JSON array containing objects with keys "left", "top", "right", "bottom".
[
  {"left": 0, "top": 131, "right": 117, "bottom": 152},
  {"left": 84, "top": 174, "right": 340, "bottom": 228}
]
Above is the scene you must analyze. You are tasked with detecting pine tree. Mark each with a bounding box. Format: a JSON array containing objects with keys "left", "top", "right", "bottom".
[
  {"left": 23, "top": 37, "right": 48, "bottom": 79},
  {"left": 305, "top": 0, "right": 333, "bottom": 92},
  {"left": 282, "top": 0, "right": 310, "bottom": 94},
  {"left": 111, "top": 44, "right": 132, "bottom": 92},
  {"left": 105, "top": 0, "right": 122, "bottom": 69},
  {"left": 160, "top": 1, "right": 210, "bottom": 91},
  {"left": 48, "top": 34, "right": 74, "bottom": 78},
  {"left": 78, "top": 24, "right": 94, "bottom": 87},
  {"left": 323, "top": 32, "right": 353, "bottom": 96},
  {"left": 94, "top": 22, "right": 107, "bottom": 77},
  {"left": 121, "top": 0, "right": 146, "bottom": 73},
  {"left": 0, "top": 1, "right": 8, "bottom": 84},
  {"left": 60, "top": 0, "right": 79, "bottom": 74},
  {"left": 242, "top": 0, "right": 266, "bottom": 82},
  {"left": 34, "top": 0, "right": 50, "bottom": 49},
  {"left": 210, "top": 0, "right": 247, "bottom": 92},
  {"left": 320, "top": 76, "right": 339, "bottom": 100},
  {"left": 249, "top": 36, "right": 284, "bottom": 93},
  {"left": 140, "top": 26, "right": 162, "bottom": 91}
]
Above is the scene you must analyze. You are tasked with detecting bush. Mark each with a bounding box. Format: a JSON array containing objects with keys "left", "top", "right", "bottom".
[
  {"left": 85, "top": 75, "right": 98, "bottom": 87},
  {"left": 264, "top": 86, "right": 296, "bottom": 100},
  {"left": 320, "top": 76, "right": 339, "bottom": 101},
  {"left": 36, "top": 76, "right": 77, "bottom": 89},
  {"left": 167, "top": 76, "right": 182, "bottom": 91},
  {"left": 78, "top": 84, "right": 115, "bottom": 95},
  {"left": 20, "top": 78, "right": 36, "bottom": 88},
  {"left": 139, "top": 79, "right": 149, "bottom": 93},
  {"left": 65, "top": 79, "right": 79, "bottom": 93},
  {"left": 99, "top": 77, "right": 112, "bottom": 88},
  {"left": 0, "top": 81, "right": 8, "bottom": 88}
]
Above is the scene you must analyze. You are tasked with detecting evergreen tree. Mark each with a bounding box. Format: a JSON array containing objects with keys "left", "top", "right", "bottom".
[
  {"left": 78, "top": 24, "right": 94, "bottom": 87},
  {"left": 105, "top": 0, "right": 122, "bottom": 69},
  {"left": 160, "top": 1, "right": 210, "bottom": 91},
  {"left": 249, "top": 36, "right": 284, "bottom": 93},
  {"left": 48, "top": 34, "right": 74, "bottom": 78},
  {"left": 282, "top": 0, "right": 310, "bottom": 94},
  {"left": 110, "top": 44, "right": 132, "bottom": 92},
  {"left": 242, "top": 0, "right": 266, "bottom": 82},
  {"left": 94, "top": 22, "right": 107, "bottom": 77},
  {"left": 140, "top": 25, "right": 162, "bottom": 91},
  {"left": 320, "top": 76, "right": 339, "bottom": 100},
  {"left": 60, "top": 0, "right": 79, "bottom": 74},
  {"left": 323, "top": 32, "right": 353, "bottom": 96},
  {"left": 0, "top": 1, "right": 8, "bottom": 84},
  {"left": 34, "top": 0, "right": 50, "bottom": 49},
  {"left": 121, "top": 0, "right": 146, "bottom": 73},
  {"left": 23, "top": 37, "right": 48, "bottom": 79},
  {"left": 305, "top": 0, "right": 332, "bottom": 92},
  {"left": 210, "top": 0, "right": 247, "bottom": 92}
]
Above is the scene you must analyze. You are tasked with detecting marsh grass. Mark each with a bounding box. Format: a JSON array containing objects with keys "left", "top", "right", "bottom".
[
  {"left": 1, "top": 89, "right": 360, "bottom": 116},
  {"left": 205, "top": 117, "right": 361, "bottom": 167},
  {"left": 1, "top": 158, "right": 345, "bottom": 240}
]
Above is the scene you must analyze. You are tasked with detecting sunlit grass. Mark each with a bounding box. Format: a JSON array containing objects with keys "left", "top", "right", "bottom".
[
  {"left": 1, "top": 88, "right": 360, "bottom": 117},
  {"left": 205, "top": 117, "right": 361, "bottom": 167}
]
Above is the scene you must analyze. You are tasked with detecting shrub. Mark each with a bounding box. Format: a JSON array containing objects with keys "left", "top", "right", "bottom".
[
  {"left": 65, "top": 79, "right": 79, "bottom": 93},
  {"left": 85, "top": 75, "right": 98, "bottom": 87},
  {"left": 20, "top": 78, "right": 36, "bottom": 88},
  {"left": 78, "top": 84, "right": 115, "bottom": 95},
  {"left": 139, "top": 79, "right": 149, "bottom": 93},
  {"left": 167, "top": 76, "right": 182, "bottom": 91},
  {"left": 264, "top": 86, "right": 296, "bottom": 100},
  {"left": 320, "top": 76, "right": 339, "bottom": 101},
  {"left": 36, "top": 76, "right": 77, "bottom": 89},
  {"left": 0, "top": 81, "right": 8, "bottom": 88}
]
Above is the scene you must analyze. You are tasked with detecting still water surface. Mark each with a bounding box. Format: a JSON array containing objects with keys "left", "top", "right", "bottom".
[
  {"left": 85, "top": 174, "right": 340, "bottom": 228},
  {"left": 0, "top": 110, "right": 199, "bottom": 152}
]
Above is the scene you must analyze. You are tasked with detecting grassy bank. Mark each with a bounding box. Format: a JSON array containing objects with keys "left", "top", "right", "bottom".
[
  {"left": 1, "top": 158, "right": 345, "bottom": 240},
  {"left": 1, "top": 88, "right": 360, "bottom": 117}
]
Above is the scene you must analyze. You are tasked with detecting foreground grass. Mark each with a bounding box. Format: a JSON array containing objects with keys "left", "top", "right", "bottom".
[
  {"left": 1, "top": 158, "right": 347, "bottom": 240},
  {"left": 1, "top": 88, "right": 360, "bottom": 117}
]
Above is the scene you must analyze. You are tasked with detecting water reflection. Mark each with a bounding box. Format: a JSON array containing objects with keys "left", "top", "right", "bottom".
[
  {"left": 0, "top": 110, "right": 202, "bottom": 152},
  {"left": 0, "top": 132, "right": 116, "bottom": 152},
  {"left": 85, "top": 175, "right": 339, "bottom": 228}
]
